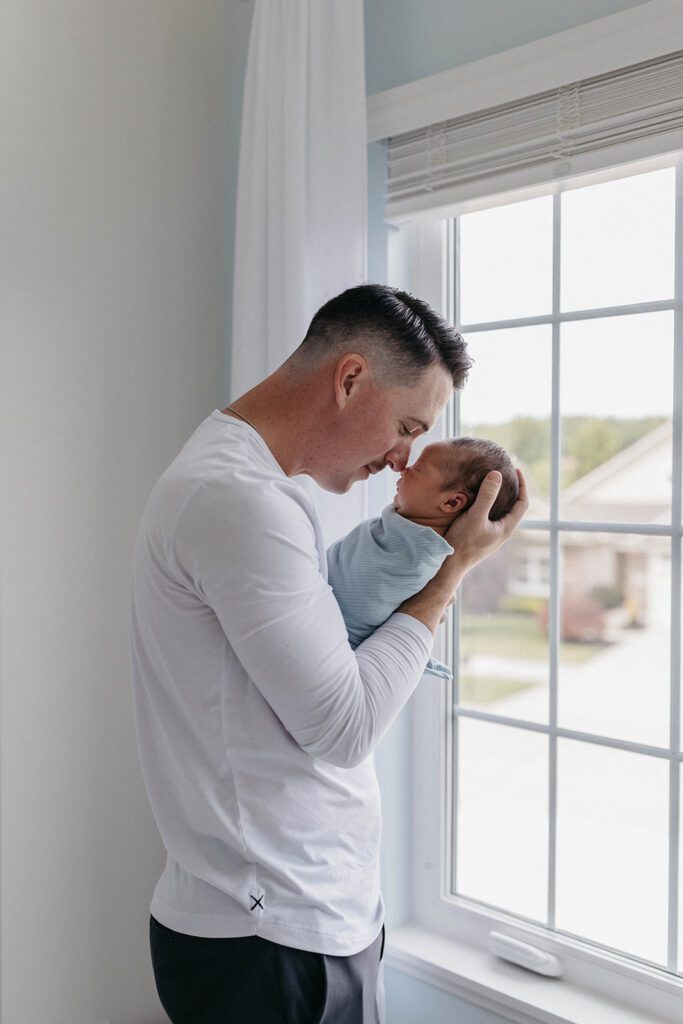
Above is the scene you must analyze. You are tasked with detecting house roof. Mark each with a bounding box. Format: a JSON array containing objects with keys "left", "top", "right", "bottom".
[{"left": 560, "top": 419, "right": 672, "bottom": 523}]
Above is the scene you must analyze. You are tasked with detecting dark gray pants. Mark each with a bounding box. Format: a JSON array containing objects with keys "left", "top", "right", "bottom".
[{"left": 149, "top": 915, "right": 385, "bottom": 1024}]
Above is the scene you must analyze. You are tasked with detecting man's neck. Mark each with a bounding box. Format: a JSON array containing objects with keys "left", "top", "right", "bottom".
[{"left": 222, "top": 366, "right": 331, "bottom": 478}]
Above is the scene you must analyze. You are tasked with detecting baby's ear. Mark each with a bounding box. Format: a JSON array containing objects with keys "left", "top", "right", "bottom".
[{"left": 440, "top": 491, "right": 469, "bottom": 515}]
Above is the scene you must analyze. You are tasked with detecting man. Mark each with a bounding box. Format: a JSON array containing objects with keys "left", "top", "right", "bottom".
[{"left": 130, "top": 284, "right": 528, "bottom": 1024}]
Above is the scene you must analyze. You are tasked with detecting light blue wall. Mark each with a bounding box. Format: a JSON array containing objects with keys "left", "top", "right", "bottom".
[{"left": 364, "top": 0, "right": 651, "bottom": 95}]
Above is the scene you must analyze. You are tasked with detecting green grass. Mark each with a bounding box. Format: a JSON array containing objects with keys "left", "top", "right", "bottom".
[
  {"left": 461, "top": 612, "right": 608, "bottom": 665},
  {"left": 459, "top": 675, "right": 538, "bottom": 705}
]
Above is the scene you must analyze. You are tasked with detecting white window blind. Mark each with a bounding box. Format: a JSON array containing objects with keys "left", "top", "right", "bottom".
[{"left": 386, "top": 50, "right": 683, "bottom": 221}]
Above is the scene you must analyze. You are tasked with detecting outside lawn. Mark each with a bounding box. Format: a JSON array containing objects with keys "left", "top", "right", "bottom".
[
  {"left": 458, "top": 674, "right": 538, "bottom": 705},
  {"left": 459, "top": 612, "right": 610, "bottom": 706},
  {"left": 460, "top": 612, "right": 609, "bottom": 665}
]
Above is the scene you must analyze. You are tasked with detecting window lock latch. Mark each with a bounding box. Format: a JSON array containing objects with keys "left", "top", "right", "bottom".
[{"left": 489, "top": 931, "right": 564, "bottom": 977}]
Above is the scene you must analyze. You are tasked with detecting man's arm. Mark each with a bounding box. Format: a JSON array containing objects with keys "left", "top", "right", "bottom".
[
  {"left": 173, "top": 483, "right": 435, "bottom": 770},
  {"left": 398, "top": 468, "right": 529, "bottom": 633}
]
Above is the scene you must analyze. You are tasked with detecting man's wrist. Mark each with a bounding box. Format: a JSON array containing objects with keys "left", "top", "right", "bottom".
[
  {"left": 396, "top": 556, "right": 467, "bottom": 634},
  {"left": 432, "top": 551, "right": 469, "bottom": 593}
]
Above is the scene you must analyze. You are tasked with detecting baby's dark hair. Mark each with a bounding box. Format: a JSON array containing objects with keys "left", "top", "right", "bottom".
[{"left": 440, "top": 437, "right": 518, "bottom": 521}]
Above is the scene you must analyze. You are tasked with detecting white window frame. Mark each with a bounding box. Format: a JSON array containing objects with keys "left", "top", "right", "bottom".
[
  {"left": 385, "top": 163, "right": 683, "bottom": 1024},
  {"left": 372, "top": 8, "right": 683, "bottom": 1019}
]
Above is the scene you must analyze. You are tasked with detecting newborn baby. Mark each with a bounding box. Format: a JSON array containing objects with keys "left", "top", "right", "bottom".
[{"left": 327, "top": 437, "right": 519, "bottom": 678}]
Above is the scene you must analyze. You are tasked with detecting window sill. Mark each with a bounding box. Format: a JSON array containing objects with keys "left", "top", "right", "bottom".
[{"left": 385, "top": 925, "right": 675, "bottom": 1024}]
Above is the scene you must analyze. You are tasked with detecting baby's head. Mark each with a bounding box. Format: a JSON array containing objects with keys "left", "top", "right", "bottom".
[{"left": 394, "top": 437, "right": 518, "bottom": 523}]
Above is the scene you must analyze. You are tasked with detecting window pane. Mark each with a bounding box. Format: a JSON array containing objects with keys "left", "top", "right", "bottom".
[
  {"left": 557, "top": 740, "right": 668, "bottom": 965},
  {"left": 459, "top": 530, "right": 549, "bottom": 724},
  {"left": 460, "top": 196, "right": 552, "bottom": 324},
  {"left": 560, "top": 313, "right": 673, "bottom": 524},
  {"left": 561, "top": 167, "right": 675, "bottom": 312},
  {"left": 558, "top": 533, "right": 670, "bottom": 748},
  {"left": 454, "top": 719, "right": 547, "bottom": 922},
  {"left": 460, "top": 325, "right": 552, "bottom": 504}
]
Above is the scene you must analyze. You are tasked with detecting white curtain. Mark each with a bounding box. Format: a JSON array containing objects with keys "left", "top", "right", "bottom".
[{"left": 231, "top": 0, "right": 368, "bottom": 542}]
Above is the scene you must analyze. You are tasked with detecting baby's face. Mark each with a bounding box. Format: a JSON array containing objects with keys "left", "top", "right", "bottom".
[{"left": 393, "top": 442, "right": 463, "bottom": 518}]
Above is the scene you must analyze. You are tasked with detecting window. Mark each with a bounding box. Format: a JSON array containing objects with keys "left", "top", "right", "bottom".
[{"left": 382, "top": 161, "right": 683, "bottom": 1019}]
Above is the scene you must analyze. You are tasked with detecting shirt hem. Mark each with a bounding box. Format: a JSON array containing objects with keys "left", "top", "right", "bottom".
[{"left": 150, "top": 895, "right": 384, "bottom": 956}]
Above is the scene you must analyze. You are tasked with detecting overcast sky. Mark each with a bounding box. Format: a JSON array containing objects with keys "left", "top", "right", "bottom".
[{"left": 458, "top": 167, "right": 676, "bottom": 425}]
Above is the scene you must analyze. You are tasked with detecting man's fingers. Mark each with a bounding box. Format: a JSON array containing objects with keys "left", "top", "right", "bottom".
[
  {"left": 493, "top": 468, "right": 530, "bottom": 536},
  {"left": 471, "top": 470, "right": 502, "bottom": 519},
  {"left": 508, "top": 469, "right": 530, "bottom": 526},
  {"left": 472, "top": 467, "right": 529, "bottom": 536}
]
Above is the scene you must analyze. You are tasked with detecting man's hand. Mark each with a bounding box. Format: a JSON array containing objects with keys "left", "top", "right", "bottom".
[{"left": 444, "top": 468, "right": 529, "bottom": 576}]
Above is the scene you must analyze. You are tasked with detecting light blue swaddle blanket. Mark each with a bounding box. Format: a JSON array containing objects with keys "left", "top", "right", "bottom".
[{"left": 327, "top": 503, "right": 454, "bottom": 679}]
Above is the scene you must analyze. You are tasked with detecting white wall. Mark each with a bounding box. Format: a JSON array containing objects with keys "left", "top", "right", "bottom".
[{"left": 1, "top": 3, "right": 227, "bottom": 1021}]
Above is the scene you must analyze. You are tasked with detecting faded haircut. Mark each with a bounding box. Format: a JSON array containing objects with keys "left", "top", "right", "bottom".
[
  {"left": 439, "top": 437, "right": 519, "bottom": 522},
  {"left": 287, "top": 283, "right": 472, "bottom": 390}
]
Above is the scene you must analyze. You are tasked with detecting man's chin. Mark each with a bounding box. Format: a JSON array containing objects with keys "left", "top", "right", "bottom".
[
  {"left": 304, "top": 466, "right": 371, "bottom": 494},
  {"left": 309, "top": 475, "right": 357, "bottom": 495},
  {"left": 337, "top": 467, "right": 371, "bottom": 494}
]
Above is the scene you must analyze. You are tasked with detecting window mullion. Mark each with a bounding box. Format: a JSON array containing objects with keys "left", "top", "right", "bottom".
[
  {"left": 451, "top": 216, "right": 462, "bottom": 898},
  {"left": 460, "top": 297, "right": 675, "bottom": 334},
  {"left": 548, "top": 191, "right": 562, "bottom": 931},
  {"left": 523, "top": 519, "right": 683, "bottom": 536},
  {"left": 666, "top": 163, "right": 683, "bottom": 972}
]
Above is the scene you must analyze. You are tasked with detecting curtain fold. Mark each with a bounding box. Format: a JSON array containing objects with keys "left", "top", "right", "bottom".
[
  {"left": 231, "top": 0, "right": 369, "bottom": 540},
  {"left": 232, "top": 0, "right": 367, "bottom": 393}
]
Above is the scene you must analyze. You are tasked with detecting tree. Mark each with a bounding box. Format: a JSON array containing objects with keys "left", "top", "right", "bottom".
[
  {"left": 564, "top": 418, "right": 619, "bottom": 484},
  {"left": 467, "top": 415, "right": 668, "bottom": 492}
]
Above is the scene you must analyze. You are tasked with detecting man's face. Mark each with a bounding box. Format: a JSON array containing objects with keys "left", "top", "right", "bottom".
[{"left": 319, "top": 361, "right": 454, "bottom": 494}]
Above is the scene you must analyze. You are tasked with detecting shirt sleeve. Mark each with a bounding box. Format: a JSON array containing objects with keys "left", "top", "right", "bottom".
[{"left": 169, "top": 481, "right": 434, "bottom": 769}]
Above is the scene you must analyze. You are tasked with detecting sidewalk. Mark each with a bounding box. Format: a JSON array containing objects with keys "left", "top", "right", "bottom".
[{"left": 455, "top": 622, "right": 673, "bottom": 968}]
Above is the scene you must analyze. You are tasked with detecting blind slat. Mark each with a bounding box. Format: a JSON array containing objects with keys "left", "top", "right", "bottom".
[{"left": 387, "top": 51, "right": 683, "bottom": 215}]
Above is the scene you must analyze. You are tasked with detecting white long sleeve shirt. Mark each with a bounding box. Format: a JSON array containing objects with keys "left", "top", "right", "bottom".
[{"left": 129, "top": 410, "right": 433, "bottom": 955}]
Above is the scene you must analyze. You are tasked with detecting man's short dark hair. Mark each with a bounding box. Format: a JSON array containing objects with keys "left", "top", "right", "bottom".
[
  {"left": 290, "top": 283, "right": 472, "bottom": 389},
  {"left": 440, "top": 437, "right": 519, "bottom": 521}
]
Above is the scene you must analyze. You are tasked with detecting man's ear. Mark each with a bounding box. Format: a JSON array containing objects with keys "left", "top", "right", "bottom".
[
  {"left": 439, "top": 491, "right": 469, "bottom": 515},
  {"left": 334, "top": 353, "right": 368, "bottom": 408}
]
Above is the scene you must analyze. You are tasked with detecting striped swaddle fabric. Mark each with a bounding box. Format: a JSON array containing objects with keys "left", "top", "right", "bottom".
[{"left": 327, "top": 504, "right": 453, "bottom": 679}]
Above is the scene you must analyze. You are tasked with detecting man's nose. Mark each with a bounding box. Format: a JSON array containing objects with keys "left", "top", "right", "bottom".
[{"left": 385, "top": 449, "right": 410, "bottom": 473}]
